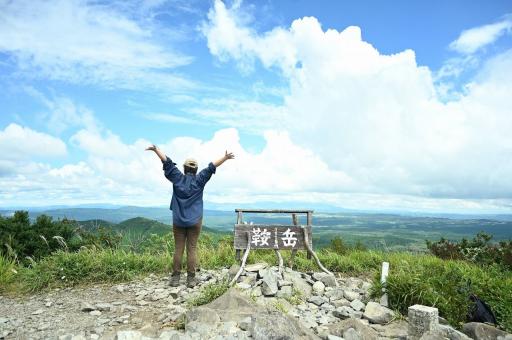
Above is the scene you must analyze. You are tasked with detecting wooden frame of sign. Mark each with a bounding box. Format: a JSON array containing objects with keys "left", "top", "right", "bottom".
[{"left": 234, "top": 209, "right": 313, "bottom": 267}]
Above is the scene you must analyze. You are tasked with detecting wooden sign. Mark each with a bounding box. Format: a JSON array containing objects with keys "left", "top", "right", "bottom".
[{"left": 234, "top": 224, "right": 312, "bottom": 250}]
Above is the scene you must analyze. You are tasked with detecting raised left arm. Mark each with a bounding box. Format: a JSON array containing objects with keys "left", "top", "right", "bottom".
[{"left": 213, "top": 151, "right": 235, "bottom": 168}]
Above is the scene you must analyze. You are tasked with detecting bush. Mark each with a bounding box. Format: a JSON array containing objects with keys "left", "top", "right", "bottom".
[
  {"left": 328, "top": 236, "right": 367, "bottom": 255},
  {"left": 427, "top": 232, "right": 512, "bottom": 269},
  {"left": 0, "top": 211, "right": 122, "bottom": 265}
]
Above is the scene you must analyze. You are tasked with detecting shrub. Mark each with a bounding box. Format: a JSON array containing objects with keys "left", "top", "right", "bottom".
[{"left": 427, "top": 232, "right": 512, "bottom": 269}]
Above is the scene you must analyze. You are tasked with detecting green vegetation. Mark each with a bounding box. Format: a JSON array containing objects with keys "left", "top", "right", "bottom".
[
  {"left": 427, "top": 232, "right": 512, "bottom": 269},
  {"left": 187, "top": 279, "right": 230, "bottom": 307},
  {"left": 0, "top": 210, "right": 511, "bottom": 332}
]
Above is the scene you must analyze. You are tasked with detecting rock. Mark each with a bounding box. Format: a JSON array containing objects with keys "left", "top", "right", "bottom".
[
  {"left": 370, "top": 320, "right": 408, "bottom": 339},
  {"left": 332, "top": 298, "right": 351, "bottom": 308},
  {"left": 327, "top": 335, "right": 344, "bottom": 340},
  {"left": 32, "top": 308, "right": 44, "bottom": 315},
  {"left": 186, "top": 321, "right": 214, "bottom": 336},
  {"left": 250, "top": 310, "right": 320, "bottom": 340},
  {"left": 439, "top": 324, "right": 472, "bottom": 340},
  {"left": 236, "top": 282, "right": 252, "bottom": 289},
  {"left": 283, "top": 272, "right": 312, "bottom": 298},
  {"left": 158, "top": 330, "right": 183, "bottom": 339},
  {"left": 350, "top": 299, "right": 365, "bottom": 312},
  {"left": 308, "top": 295, "right": 326, "bottom": 306},
  {"left": 95, "top": 303, "right": 113, "bottom": 311},
  {"left": 115, "top": 330, "right": 142, "bottom": 340},
  {"left": 228, "top": 263, "right": 241, "bottom": 279},
  {"left": 325, "top": 288, "right": 343, "bottom": 299},
  {"left": 169, "top": 287, "right": 182, "bottom": 299},
  {"left": 343, "top": 290, "right": 360, "bottom": 302},
  {"left": 151, "top": 290, "right": 170, "bottom": 301},
  {"left": 419, "top": 330, "right": 450, "bottom": 340},
  {"left": 344, "top": 327, "right": 361, "bottom": 340},
  {"left": 241, "top": 273, "right": 257, "bottom": 286},
  {"left": 245, "top": 263, "right": 268, "bottom": 272},
  {"left": 59, "top": 334, "right": 87, "bottom": 340},
  {"left": 115, "top": 285, "right": 125, "bottom": 293},
  {"left": 238, "top": 316, "right": 252, "bottom": 331},
  {"left": 361, "top": 281, "right": 372, "bottom": 292},
  {"left": 80, "top": 302, "right": 96, "bottom": 312},
  {"left": 261, "top": 270, "right": 279, "bottom": 296},
  {"left": 333, "top": 306, "right": 357, "bottom": 319},
  {"left": 0, "top": 317, "right": 8, "bottom": 324},
  {"left": 363, "top": 302, "right": 394, "bottom": 324},
  {"left": 278, "top": 280, "right": 293, "bottom": 287},
  {"left": 312, "top": 273, "right": 337, "bottom": 287},
  {"left": 313, "top": 281, "right": 325, "bottom": 295},
  {"left": 89, "top": 310, "right": 102, "bottom": 316},
  {"left": 186, "top": 306, "right": 220, "bottom": 325},
  {"left": 327, "top": 318, "right": 378, "bottom": 340},
  {"left": 321, "top": 303, "right": 335, "bottom": 312},
  {"left": 205, "top": 288, "right": 262, "bottom": 322},
  {"left": 277, "top": 285, "right": 293, "bottom": 298},
  {"left": 45, "top": 301, "right": 53, "bottom": 307},
  {"left": 462, "top": 322, "right": 511, "bottom": 340},
  {"left": 408, "top": 305, "right": 439, "bottom": 339}
]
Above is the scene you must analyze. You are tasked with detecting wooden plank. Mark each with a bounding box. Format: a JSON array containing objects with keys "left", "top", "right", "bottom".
[
  {"left": 234, "top": 224, "right": 312, "bottom": 250},
  {"left": 235, "top": 209, "right": 313, "bottom": 214}
]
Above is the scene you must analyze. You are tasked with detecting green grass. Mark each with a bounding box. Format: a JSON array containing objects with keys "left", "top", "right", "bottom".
[
  {"left": 1, "top": 235, "right": 511, "bottom": 332},
  {"left": 0, "top": 254, "right": 17, "bottom": 293},
  {"left": 187, "top": 279, "right": 230, "bottom": 307}
]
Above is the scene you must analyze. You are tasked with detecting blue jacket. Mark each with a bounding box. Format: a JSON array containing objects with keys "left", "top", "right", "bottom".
[{"left": 162, "top": 157, "right": 216, "bottom": 227}]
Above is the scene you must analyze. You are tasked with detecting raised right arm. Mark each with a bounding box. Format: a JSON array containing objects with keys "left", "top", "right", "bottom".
[{"left": 146, "top": 144, "right": 183, "bottom": 183}]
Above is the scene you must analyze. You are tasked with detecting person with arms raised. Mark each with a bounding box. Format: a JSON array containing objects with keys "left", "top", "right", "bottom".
[{"left": 146, "top": 144, "right": 235, "bottom": 287}]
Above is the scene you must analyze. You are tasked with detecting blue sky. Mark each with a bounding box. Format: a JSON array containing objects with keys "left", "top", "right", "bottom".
[{"left": 0, "top": 0, "right": 511, "bottom": 213}]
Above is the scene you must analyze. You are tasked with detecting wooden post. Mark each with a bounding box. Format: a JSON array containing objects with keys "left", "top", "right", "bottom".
[
  {"left": 235, "top": 211, "right": 243, "bottom": 262},
  {"left": 289, "top": 213, "right": 298, "bottom": 268},
  {"left": 306, "top": 212, "right": 312, "bottom": 259}
]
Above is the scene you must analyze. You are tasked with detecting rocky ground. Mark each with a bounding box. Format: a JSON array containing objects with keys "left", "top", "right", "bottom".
[{"left": 0, "top": 264, "right": 510, "bottom": 340}]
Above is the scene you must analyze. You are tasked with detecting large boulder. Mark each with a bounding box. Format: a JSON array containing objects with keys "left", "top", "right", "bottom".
[
  {"left": 462, "top": 322, "right": 511, "bottom": 340},
  {"left": 250, "top": 310, "right": 320, "bottom": 340},
  {"left": 362, "top": 302, "right": 394, "bottom": 324},
  {"left": 327, "top": 318, "right": 378, "bottom": 340}
]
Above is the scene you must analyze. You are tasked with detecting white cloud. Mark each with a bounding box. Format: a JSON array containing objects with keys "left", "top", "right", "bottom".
[
  {"left": 201, "top": 1, "right": 512, "bottom": 200},
  {"left": 0, "top": 0, "right": 194, "bottom": 90},
  {"left": 24, "top": 87, "right": 100, "bottom": 134},
  {"left": 449, "top": 17, "right": 512, "bottom": 54},
  {"left": 0, "top": 123, "right": 67, "bottom": 161}
]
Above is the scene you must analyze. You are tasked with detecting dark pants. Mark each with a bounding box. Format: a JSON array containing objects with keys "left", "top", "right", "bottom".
[{"left": 172, "top": 219, "right": 202, "bottom": 274}]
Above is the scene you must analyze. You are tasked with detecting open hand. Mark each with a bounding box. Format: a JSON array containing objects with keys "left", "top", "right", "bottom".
[
  {"left": 145, "top": 144, "right": 158, "bottom": 152},
  {"left": 224, "top": 151, "right": 235, "bottom": 160}
]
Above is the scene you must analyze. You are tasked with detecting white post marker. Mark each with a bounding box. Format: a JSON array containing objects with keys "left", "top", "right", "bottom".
[{"left": 380, "top": 261, "right": 389, "bottom": 307}]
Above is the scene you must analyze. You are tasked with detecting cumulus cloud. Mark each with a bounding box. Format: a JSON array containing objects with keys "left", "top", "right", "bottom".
[
  {"left": 0, "top": 124, "right": 357, "bottom": 207},
  {"left": 449, "top": 16, "right": 512, "bottom": 54},
  {"left": 201, "top": 0, "right": 512, "bottom": 200},
  {"left": 0, "top": 123, "right": 67, "bottom": 161},
  {"left": 0, "top": 0, "right": 193, "bottom": 90}
]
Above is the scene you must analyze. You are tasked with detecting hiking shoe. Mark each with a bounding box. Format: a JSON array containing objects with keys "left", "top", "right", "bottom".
[
  {"left": 187, "top": 273, "right": 198, "bottom": 288},
  {"left": 169, "top": 272, "right": 180, "bottom": 287}
]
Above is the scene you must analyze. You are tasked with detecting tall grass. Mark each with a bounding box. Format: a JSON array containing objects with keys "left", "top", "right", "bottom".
[
  {"left": 1, "top": 233, "right": 511, "bottom": 332},
  {"left": 0, "top": 254, "right": 17, "bottom": 293}
]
